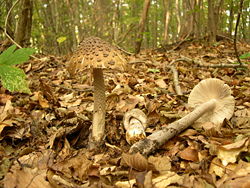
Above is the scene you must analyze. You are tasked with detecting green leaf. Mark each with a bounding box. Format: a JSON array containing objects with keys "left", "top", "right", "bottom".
[
  {"left": 57, "top": 36, "right": 67, "bottom": 44},
  {"left": 147, "top": 68, "right": 160, "bottom": 73},
  {"left": 245, "top": 156, "right": 250, "bottom": 162},
  {"left": 0, "top": 45, "right": 35, "bottom": 66},
  {"left": 0, "top": 45, "right": 16, "bottom": 65},
  {"left": 239, "top": 52, "right": 250, "bottom": 59},
  {"left": 0, "top": 65, "right": 31, "bottom": 94}
]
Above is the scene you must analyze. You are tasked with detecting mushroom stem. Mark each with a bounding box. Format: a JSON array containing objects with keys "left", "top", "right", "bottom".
[
  {"left": 92, "top": 68, "right": 106, "bottom": 142},
  {"left": 129, "top": 99, "right": 217, "bottom": 156}
]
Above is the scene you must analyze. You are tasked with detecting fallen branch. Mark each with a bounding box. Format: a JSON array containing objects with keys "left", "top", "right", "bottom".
[
  {"left": 129, "top": 99, "right": 216, "bottom": 155},
  {"left": 168, "top": 65, "right": 183, "bottom": 95},
  {"left": 129, "top": 78, "right": 235, "bottom": 156},
  {"left": 175, "top": 56, "right": 248, "bottom": 68}
]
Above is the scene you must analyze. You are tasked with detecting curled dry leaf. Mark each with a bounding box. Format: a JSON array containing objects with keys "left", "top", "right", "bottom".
[
  {"left": 148, "top": 156, "right": 171, "bottom": 174},
  {"left": 122, "top": 152, "right": 148, "bottom": 171},
  {"left": 217, "top": 137, "right": 249, "bottom": 166},
  {"left": 178, "top": 146, "right": 199, "bottom": 162}
]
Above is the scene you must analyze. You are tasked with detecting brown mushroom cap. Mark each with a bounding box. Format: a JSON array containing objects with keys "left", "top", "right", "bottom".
[
  {"left": 188, "top": 78, "right": 235, "bottom": 125},
  {"left": 69, "top": 37, "right": 126, "bottom": 71},
  {"left": 68, "top": 37, "right": 127, "bottom": 145}
]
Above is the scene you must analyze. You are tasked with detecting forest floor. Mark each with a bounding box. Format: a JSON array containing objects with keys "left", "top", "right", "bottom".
[{"left": 0, "top": 39, "right": 250, "bottom": 188}]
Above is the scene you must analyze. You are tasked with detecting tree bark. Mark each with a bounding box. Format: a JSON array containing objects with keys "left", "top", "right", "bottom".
[
  {"left": 135, "top": 0, "right": 151, "bottom": 54},
  {"left": 207, "top": 0, "right": 224, "bottom": 43},
  {"left": 93, "top": 0, "right": 110, "bottom": 38},
  {"left": 14, "top": 0, "right": 33, "bottom": 47},
  {"left": 5, "top": 0, "right": 14, "bottom": 38},
  {"left": 163, "top": 0, "right": 171, "bottom": 44}
]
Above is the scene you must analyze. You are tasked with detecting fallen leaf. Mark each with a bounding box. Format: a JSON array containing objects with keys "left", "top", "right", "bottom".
[
  {"left": 122, "top": 152, "right": 148, "bottom": 171},
  {"left": 217, "top": 137, "right": 249, "bottom": 166},
  {"left": 179, "top": 146, "right": 199, "bottom": 162}
]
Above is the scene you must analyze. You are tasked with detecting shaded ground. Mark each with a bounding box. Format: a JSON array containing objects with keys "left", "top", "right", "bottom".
[{"left": 0, "top": 39, "right": 250, "bottom": 188}]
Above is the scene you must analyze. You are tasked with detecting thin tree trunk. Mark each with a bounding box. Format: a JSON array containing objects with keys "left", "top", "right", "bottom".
[
  {"left": 135, "top": 0, "right": 151, "bottom": 54},
  {"left": 207, "top": 0, "right": 224, "bottom": 43},
  {"left": 93, "top": 0, "right": 110, "bottom": 38},
  {"left": 14, "top": 0, "right": 33, "bottom": 47},
  {"left": 228, "top": 0, "right": 234, "bottom": 36},
  {"left": 5, "top": 0, "right": 14, "bottom": 38},
  {"left": 163, "top": 0, "right": 171, "bottom": 44},
  {"left": 176, "top": 0, "right": 181, "bottom": 36},
  {"left": 179, "top": 0, "right": 193, "bottom": 39}
]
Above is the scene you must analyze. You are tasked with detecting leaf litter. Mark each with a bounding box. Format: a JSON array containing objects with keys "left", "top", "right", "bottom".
[{"left": 0, "top": 40, "right": 250, "bottom": 187}]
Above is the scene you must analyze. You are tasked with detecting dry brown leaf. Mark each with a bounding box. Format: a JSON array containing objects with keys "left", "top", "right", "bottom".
[
  {"left": 209, "top": 157, "right": 236, "bottom": 177},
  {"left": 155, "top": 78, "right": 167, "bottom": 88},
  {"left": 216, "top": 161, "right": 250, "bottom": 187},
  {"left": 0, "top": 99, "right": 13, "bottom": 122},
  {"left": 0, "top": 94, "right": 12, "bottom": 105},
  {"left": 38, "top": 92, "right": 50, "bottom": 108},
  {"left": 179, "top": 146, "right": 199, "bottom": 162},
  {"left": 51, "top": 152, "right": 92, "bottom": 181},
  {"left": 4, "top": 149, "right": 53, "bottom": 188},
  {"left": 152, "top": 171, "right": 184, "bottom": 187},
  {"left": 4, "top": 167, "right": 52, "bottom": 188},
  {"left": 217, "top": 137, "right": 249, "bottom": 166},
  {"left": 122, "top": 152, "right": 148, "bottom": 171},
  {"left": 148, "top": 155, "right": 171, "bottom": 174}
]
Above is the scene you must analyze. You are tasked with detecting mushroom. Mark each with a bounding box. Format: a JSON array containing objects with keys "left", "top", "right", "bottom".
[
  {"left": 68, "top": 37, "right": 127, "bottom": 146},
  {"left": 123, "top": 109, "right": 147, "bottom": 145},
  {"left": 129, "top": 78, "right": 235, "bottom": 156},
  {"left": 188, "top": 78, "right": 235, "bottom": 125}
]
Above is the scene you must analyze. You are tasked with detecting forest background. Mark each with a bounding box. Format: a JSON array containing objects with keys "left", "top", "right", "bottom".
[
  {"left": 0, "top": 0, "right": 249, "bottom": 55},
  {"left": 0, "top": 0, "right": 250, "bottom": 187}
]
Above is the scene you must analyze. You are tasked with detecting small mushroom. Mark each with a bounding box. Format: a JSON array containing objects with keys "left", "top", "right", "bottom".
[
  {"left": 123, "top": 109, "right": 147, "bottom": 145},
  {"left": 129, "top": 78, "right": 235, "bottom": 155},
  {"left": 68, "top": 37, "right": 127, "bottom": 146}
]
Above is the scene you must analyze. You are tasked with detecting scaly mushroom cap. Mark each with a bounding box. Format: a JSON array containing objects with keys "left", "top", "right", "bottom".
[
  {"left": 68, "top": 37, "right": 126, "bottom": 74},
  {"left": 188, "top": 78, "right": 235, "bottom": 125}
]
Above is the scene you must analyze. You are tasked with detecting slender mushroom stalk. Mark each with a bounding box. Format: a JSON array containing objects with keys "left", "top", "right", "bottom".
[
  {"left": 92, "top": 68, "right": 106, "bottom": 142},
  {"left": 68, "top": 37, "right": 126, "bottom": 147},
  {"left": 123, "top": 109, "right": 147, "bottom": 145},
  {"left": 129, "top": 78, "right": 235, "bottom": 156}
]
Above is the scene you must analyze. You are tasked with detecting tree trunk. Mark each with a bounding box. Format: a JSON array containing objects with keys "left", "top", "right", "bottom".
[
  {"left": 93, "top": 0, "right": 110, "bottom": 38},
  {"left": 14, "top": 0, "right": 33, "bottom": 47},
  {"left": 179, "top": 0, "right": 193, "bottom": 39},
  {"left": 163, "top": 0, "right": 171, "bottom": 44},
  {"left": 207, "top": 0, "right": 224, "bottom": 43},
  {"left": 135, "top": 0, "right": 151, "bottom": 54},
  {"left": 176, "top": 0, "right": 181, "bottom": 37},
  {"left": 228, "top": 0, "right": 234, "bottom": 36},
  {"left": 5, "top": 0, "right": 14, "bottom": 38}
]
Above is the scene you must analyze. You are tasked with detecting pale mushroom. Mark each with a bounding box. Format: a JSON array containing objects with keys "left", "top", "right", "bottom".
[
  {"left": 68, "top": 37, "right": 127, "bottom": 146},
  {"left": 188, "top": 78, "right": 235, "bottom": 125},
  {"left": 129, "top": 78, "right": 235, "bottom": 155},
  {"left": 123, "top": 109, "right": 147, "bottom": 145}
]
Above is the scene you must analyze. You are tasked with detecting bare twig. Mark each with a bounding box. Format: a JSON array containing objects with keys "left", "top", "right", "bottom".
[
  {"left": 170, "top": 33, "right": 191, "bottom": 51},
  {"left": 177, "top": 56, "right": 248, "bottom": 68},
  {"left": 115, "top": 45, "right": 134, "bottom": 56},
  {"left": 233, "top": 0, "right": 244, "bottom": 66},
  {"left": 166, "top": 64, "right": 183, "bottom": 95},
  {"left": 117, "top": 23, "right": 136, "bottom": 46},
  {"left": 4, "top": 0, "right": 21, "bottom": 48},
  {"left": 4, "top": 0, "right": 39, "bottom": 60}
]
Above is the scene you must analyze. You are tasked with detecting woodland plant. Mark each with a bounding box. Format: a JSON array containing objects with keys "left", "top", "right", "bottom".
[{"left": 0, "top": 45, "right": 35, "bottom": 94}]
